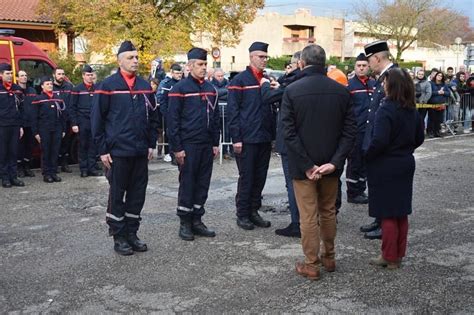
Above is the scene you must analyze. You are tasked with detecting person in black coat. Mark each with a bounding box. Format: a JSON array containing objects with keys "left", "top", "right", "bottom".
[
  {"left": 32, "top": 76, "right": 66, "bottom": 183},
  {"left": 281, "top": 44, "right": 356, "bottom": 280},
  {"left": 366, "top": 68, "right": 424, "bottom": 269}
]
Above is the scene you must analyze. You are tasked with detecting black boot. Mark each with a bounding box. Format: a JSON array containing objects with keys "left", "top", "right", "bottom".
[
  {"left": 17, "top": 161, "right": 25, "bottom": 178},
  {"left": 51, "top": 174, "right": 62, "bottom": 182},
  {"left": 127, "top": 233, "right": 148, "bottom": 252},
  {"left": 236, "top": 216, "right": 254, "bottom": 230},
  {"left": 360, "top": 220, "right": 379, "bottom": 233},
  {"left": 2, "top": 179, "right": 12, "bottom": 188},
  {"left": 364, "top": 227, "right": 382, "bottom": 240},
  {"left": 249, "top": 211, "right": 271, "bottom": 228},
  {"left": 275, "top": 223, "right": 301, "bottom": 238},
  {"left": 192, "top": 217, "right": 216, "bottom": 237},
  {"left": 10, "top": 178, "right": 25, "bottom": 187},
  {"left": 23, "top": 160, "right": 35, "bottom": 177},
  {"left": 43, "top": 175, "right": 54, "bottom": 183},
  {"left": 60, "top": 156, "right": 72, "bottom": 173},
  {"left": 179, "top": 216, "right": 194, "bottom": 241},
  {"left": 113, "top": 235, "right": 134, "bottom": 255}
]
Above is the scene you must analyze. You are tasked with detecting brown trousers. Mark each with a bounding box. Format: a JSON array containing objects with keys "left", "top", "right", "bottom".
[{"left": 293, "top": 176, "right": 338, "bottom": 266}]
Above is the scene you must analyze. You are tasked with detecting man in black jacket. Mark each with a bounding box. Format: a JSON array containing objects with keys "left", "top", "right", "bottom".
[{"left": 281, "top": 44, "right": 356, "bottom": 280}]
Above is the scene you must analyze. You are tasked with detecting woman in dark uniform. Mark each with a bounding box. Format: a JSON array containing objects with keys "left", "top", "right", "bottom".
[{"left": 365, "top": 68, "right": 424, "bottom": 269}]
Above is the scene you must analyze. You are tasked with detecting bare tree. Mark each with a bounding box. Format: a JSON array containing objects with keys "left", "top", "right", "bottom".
[{"left": 355, "top": 0, "right": 465, "bottom": 60}]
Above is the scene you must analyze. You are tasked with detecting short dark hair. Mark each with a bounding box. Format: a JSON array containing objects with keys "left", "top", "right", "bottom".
[
  {"left": 447, "top": 67, "right": 454, "bottom": 71},
  {"left": 301, "top": 44, "right": 326, "bottom": 67},
  {"left": 385, "top": 68, "right": 416, "bottom": 109},
  {"left": 54, "top": 68, "right": 65, "bottom": 74},
  {"left": 170, "top": 63, "right": 182, "bottom": 72}
]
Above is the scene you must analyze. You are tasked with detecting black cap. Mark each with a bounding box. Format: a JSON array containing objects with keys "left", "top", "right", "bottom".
[
  {"left": 117, "top": 40, "right": 136, "bottom": 56},
  {"left": 0, "top": 63, "right": 12, "bottom": 71},
  {"left": 40, "top": 76, "right": 53, "bottom": 85},
  {"left": 364, "top": 40, "right": 389, "bottom": 58},
  {"left": 356, "top": 53, "right": 368, "bottom": 62},
  {"left": 82, "top": 64, "right": 94, "bottom": 73},
  {"left": 249, "top": 41, "right": 269, "bottom": 53},
  {"left": 187, "top": 47, "right": 207, "bottom": 61}
]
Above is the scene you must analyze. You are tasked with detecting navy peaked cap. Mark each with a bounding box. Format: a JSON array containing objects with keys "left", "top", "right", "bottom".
[
  {"left": 40, "top": 76, "right": 53, "bottom": 85},
  {"left": 82, "top": 64, "right": 94, "bottom": 73},
  {"left": 117, "top": 40, "right": 137, "bottom": 55},
  {"left": 356, "top": 53, "right": 368, "bottom": 61},
  {"left": 187, "top": 47, "right": 207, "bottom": 61},
  {"left": 249, "top": 41, "right": 269, "bottom": 53}
]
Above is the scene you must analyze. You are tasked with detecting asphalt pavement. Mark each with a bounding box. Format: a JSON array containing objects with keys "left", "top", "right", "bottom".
[{"left": 1, "top": 134, "right": 473, "bottom": 313}]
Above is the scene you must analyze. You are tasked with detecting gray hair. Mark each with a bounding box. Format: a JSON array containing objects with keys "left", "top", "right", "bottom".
[
  {"left": 301, "top": 44, "right": 326, "bottom": 67},
  {"left": 214, "top": 68, "right": 224, "bottom": 74},
  {"left": 291, "top": 51, "right": 301, "bottom": 63}
]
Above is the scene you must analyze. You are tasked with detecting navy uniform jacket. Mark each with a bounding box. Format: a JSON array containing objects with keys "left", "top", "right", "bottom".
[
  {"left": 157, "top": 77, "right": 180, "bottom": 116},
  {"left": 348, "top": 76, "right": 375, "bottom": 133},
  {"left": 167, "top": 75, "right": 220, "bottom": 152},
  {"left": 53, "top": 81, "right": 74, "bottom": 121},
  {"left": 228, "top": 67, "right": 282, "bottom": 144},
  {"left": 31, "top": 93, "right": 66, "bottom": 135},
  {"left": 362, "top": 64, "right": 396, "bottom": 153},
  {"left": 70, "top": 82, "right": 95, "bottom": 126},
  {"left": 19, "top": 86, "right": 37, "bottom": 128},
  {"left": 0, "top": 83, "right": 23, "bottom": 127},
  {"left": 91, "top": 71, "right": 159, "bottom": 157}
]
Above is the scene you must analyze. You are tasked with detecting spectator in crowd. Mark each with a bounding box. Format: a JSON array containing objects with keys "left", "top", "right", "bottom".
[
  {"left": 428, "top": 68, "right": 438, "bottom": 81},
  {"left": 408, "top": 70, "right": 415, "bottom": 80},
  {"left": 274, "top": 50, "right": 304, "bottom": 238},
  {"left": 366, "top": 68, "right": 424, "bottom": 269},
  {"left": 0, "top": 63, "right": 25, "bottom": 188},
  {"left": 52, "top": 68, "right": 74, "bottom": 174},
  {"left": 446, "top": 67, "right": 454, "bottom": 82},
  {"left": 168, "top": 48, "right": 220, "bottom": 241},
  {"left": 206, "top": 68, "right": 215, "bottom": 81},
  {"left": 16, "top": 70, "right": 36, "bottom": 178},
  {"left": 32, "top": 76, "right": 66, "bottom": 184},
  {"left": 152, "top": 58, "right": 166, "bottom": 82},
  {"left": 414, "top": 69, "right": 432, "bottom": 133},
  {"left": 150, "top": 78, "right": 164, "bottom": 159},
  {"left": 157, "top": 63, "right": 183, "bottom": 164},
  {"left": 428, "top": 71, "right": 449, "bottom": 137},
  {"left": 281, "top": 44, "right": 356, "bottom": 280},
  {"left": 210, "top": 68, "right": 233, "bottom": 159}
]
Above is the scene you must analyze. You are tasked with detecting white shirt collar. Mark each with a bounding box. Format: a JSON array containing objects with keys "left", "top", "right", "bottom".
[{"left": 380, "top": 63, "right": 394, "bottom": 76}]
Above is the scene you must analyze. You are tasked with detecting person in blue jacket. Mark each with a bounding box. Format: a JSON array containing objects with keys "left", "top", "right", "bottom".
[
  {"left": 32, "top": 76, "right": 66, "bottom": 184},
  {"left": 228, "top": 41, "right": 283, "bottom": 230},
  {"left": 360, "top": 40, "right": 396, "bottom": 240},
  {"left": 345, "top": 53, "right": 375, "bottom": 204},
  {"left": 70, "top": 65, "right": 102, "bottom": 177},
  {"left": 0, "top": 63, "right": 25, "bottom": 188},
  {"left": 91, "top": 41, "right": 159, "bottom": 256},
  {"left": 427, "top": 71, "right": 450, "bottom": 138},
  {"left": 168, "top": 48, "right": 220, "bottom": 241},
  {"left": 366, "top": 68, "right": 424, "bottom": 269},
  {"left": 16, "top": 70, "right": 37, "bottom": 178}
]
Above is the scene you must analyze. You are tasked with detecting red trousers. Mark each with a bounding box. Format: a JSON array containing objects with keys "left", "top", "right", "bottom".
[{"left": 381, "top": 216, "right": 408, "bottom": 262}]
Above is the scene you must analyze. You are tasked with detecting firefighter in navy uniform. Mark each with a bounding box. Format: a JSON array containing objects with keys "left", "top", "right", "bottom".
[
  {"left": 16, "top": 70, "right": 37, "bottom": 178},
  {"left": 360, "top": 40, "right": 396, "bottom": 240},
  {"left": 53, "top": 68, "right": 74, "bottom": 173},
  {"left": 70, "top": 65, "right": 102, "bottom": 177},
  {"left": 0, "top": 63, "right": 25, "bottom": 188},
  {"left": 32, "top": 76, "right": 66, "bottom": 183},
  {"left": 91, "top": 41, "right": 159, "bottom": 256},
  {"left": 345, "top": 53, "right": 375, "bottom": 204},
  {"left": 168, "top": 48, "right": 220, "bottom": 241},
  {"left": 227, "top": 42, "right": 283, "bottom": 230}
]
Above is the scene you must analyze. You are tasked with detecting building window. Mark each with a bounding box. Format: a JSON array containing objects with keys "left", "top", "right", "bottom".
[{"left": 334, "top": 28, "right": 343, "bottom": 41}]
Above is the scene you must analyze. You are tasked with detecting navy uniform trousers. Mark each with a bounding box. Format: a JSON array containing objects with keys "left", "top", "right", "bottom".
[
  {"left": 106, "top": 155, "right": 148, "bottom": 236},
  {"left": 78, "top": 119, "right": 98, "bottom": 173},
  {"left": 18, "top": 127, "right": 34, "bottom": 165},
  {"left": 235, "top": 142, "right": 271, "bottom": 218},
  {"left": 40, "top": 126, "right": 62, "bottom": 176},
  {"left": 0, "top": 126, "right": 20, "bottom": 180},
  {"left": 346, "top": 131, "right": 367, "bottom": 198},
  {"left": 176, "top": 143, "right": 213, "bottom": 218}
]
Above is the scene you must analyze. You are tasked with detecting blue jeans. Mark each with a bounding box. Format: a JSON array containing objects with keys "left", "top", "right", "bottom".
[{"left": 281, "top": 153, "right": 299, "bottom": 225}]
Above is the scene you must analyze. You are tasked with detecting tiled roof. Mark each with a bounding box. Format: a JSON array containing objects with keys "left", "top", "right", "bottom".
[{"left": 0, "top": 0, "right": 52, "bottom": 23}]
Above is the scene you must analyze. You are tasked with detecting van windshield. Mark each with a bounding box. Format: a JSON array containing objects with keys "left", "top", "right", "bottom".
[{"left": 19, "top": 59, "right": 54, "bottom": 93}]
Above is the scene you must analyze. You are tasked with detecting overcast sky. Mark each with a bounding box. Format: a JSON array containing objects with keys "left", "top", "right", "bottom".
[{"left": 261, "top": 0, "right": 474, "bottom": 25}]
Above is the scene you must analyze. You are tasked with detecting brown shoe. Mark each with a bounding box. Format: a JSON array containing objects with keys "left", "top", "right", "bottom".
[
  {"left": 321, "top": 257, "right": 336, "bottom": 272},
  {"left": 295, "top": 261, "right": 320, "bottom": 280},
  {"left": 370, "top": 255, "right": 400, "bottom": 269}
]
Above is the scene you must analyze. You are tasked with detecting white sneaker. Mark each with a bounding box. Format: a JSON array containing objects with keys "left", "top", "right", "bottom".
[{"left": 163, "top": 154, "right": 172, "bottom": 162}]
